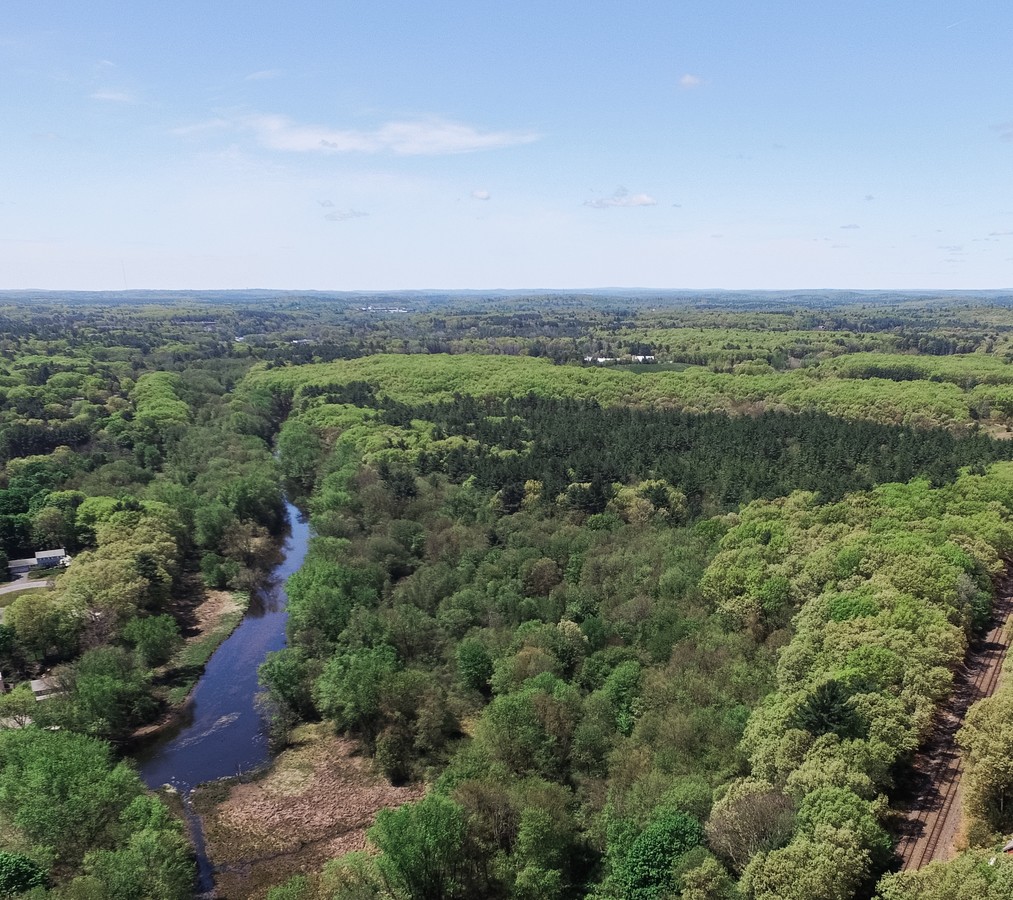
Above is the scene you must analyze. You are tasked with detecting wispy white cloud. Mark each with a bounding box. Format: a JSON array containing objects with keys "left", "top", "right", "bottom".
[
  {"left": 90, "top": 89, "right": 136, "bottom": 103},
  {"left": 679, "top": 74, "right": 703, "bottom": 89},
  {"left": 236, "top": 113, "right": 538, "bottom": 156},
  {"left": 471, "top": 189, "right": 491, "bottom": 201},
  {"left": 324, "top": 209, "right": 369, "bottom": 222},
  {"left": 993, "top": 121, "right": 1013, "bottom": 141},
  {"left": 246, "top": 69, "right": 283, "bottom": 81},
  {"left": 584, "top": 187, "right": 657, "bottom": 209},
  {"left": 840, "top": 223, "right": 860, "bottom": 229}
]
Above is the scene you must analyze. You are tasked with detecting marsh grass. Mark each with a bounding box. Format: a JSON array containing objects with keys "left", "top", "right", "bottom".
[{"left": 194, "top": 723, "right": 423, "bottom": 899}]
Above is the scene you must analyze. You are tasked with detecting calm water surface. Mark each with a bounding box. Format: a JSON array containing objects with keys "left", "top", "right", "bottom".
[{"left": 137, "top": 500, "right": 310, "bottom": 790}]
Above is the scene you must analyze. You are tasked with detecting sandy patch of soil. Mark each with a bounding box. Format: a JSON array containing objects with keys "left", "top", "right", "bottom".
[
  {"left": 190, "top": 589, "right": 242, "bottom": 638},
  {"left": 197, "top": 723, "right": 423, "bottom": 899}
]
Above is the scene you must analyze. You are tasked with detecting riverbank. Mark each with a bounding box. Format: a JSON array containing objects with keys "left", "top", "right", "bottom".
[
  {"left": 129, "top": 587, "right": 250, "bottom": 744},
  {"left": 137, "top": 497, "right": 310, "bottom": 778},
  {"left": 165, "top": 587, "right": 250, "bottom": 705},
  {"left": 192, "top": 723, "right": 424, "bottom": 899}
]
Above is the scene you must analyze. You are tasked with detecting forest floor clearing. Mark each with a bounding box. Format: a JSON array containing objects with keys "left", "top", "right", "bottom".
[
  {"left": 894, "top": 568, "right": 1013, "bottom": 870},
  {"left": 192, "top": 723, "right": 423, "bottom": 899}
]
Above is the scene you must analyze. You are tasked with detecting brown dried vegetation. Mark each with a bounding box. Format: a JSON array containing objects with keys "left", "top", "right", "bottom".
[{"left": 194, "top": 723, "right": 423, "bottom": 899}]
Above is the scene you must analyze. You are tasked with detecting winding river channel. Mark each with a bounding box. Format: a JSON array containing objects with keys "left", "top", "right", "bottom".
[{"left": 135, "top": 500, "right": 310, "bottom": 893}]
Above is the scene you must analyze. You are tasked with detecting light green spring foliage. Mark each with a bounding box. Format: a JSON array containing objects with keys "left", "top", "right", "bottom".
[
  {"left": 282, "top": 441, "right": 1013, "bottom": 898},
  {"left": 0, "top": 727, "right": 192, "bottom": 896},
  {"left": 741, "top": 824, "right": 870, "bottom": 900},
  {"left": 245, "top": 345, "right": 1013, "bottom": 897},
  {"left": 369, "top": 794, "right": 471, "bottom": 900},
  {"left": 246, "top": 352, "right": 983, "bottom": 433},
  {"left": 7, "top": 505, "right": 181, "bottom": 660},
  {"left": 129, "top": 372, "right": 191, "bottom": 445},
  {"left": 698, "top": 465, "right": 1013, "bottom": 897},
  {"left": 958, "top": 682, "right": 1013, "bottom": 832},
  {"left": 595, "top": 326, "right": 903, "bottom": 368},
  {"left": 718, "top": 468, "right": 1013, "bottom": 789},
  {"left": 878, "top": 851, "right": 1013, "bottom": 900}
]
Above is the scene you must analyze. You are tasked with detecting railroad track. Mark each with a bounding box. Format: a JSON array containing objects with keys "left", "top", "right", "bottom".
[{"left": 895, "top": 569, "right": 1013, "bottom": 870}]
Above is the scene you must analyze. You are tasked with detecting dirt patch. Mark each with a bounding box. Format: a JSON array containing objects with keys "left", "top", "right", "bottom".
[
  {"left": 190, "top": 589, "right": 242, "bottom": 638},
  {"left": 163, "top": 572, "right": 241, "bottom": 642},
  {"left": 196, "top": 723, "right": 423, "bottom": 899}
]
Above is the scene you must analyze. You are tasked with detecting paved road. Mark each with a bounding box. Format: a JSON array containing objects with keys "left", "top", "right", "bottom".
[
  {"left": 0, "top": 577, "right": 54, "bottom": 597},
  {"left": 0, "top": 577, "right": 54, "bottom": 624}
]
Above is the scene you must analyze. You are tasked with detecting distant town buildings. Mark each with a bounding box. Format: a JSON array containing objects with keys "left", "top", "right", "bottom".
[{"left": 583, "top": 355, "right": 656, "bottom": 365}]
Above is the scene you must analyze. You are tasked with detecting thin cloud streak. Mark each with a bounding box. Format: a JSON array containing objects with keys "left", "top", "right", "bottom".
[
  {"left": 239, "top": 113, "right": 539, "bottom": 156},
  {"left": 245, "top": 69, "right": 283, "bottom": 81},
  {"left": 585, "top": 187, "right": 657, "bottom": 208},
  {"left": 324, "top": 209, "right": 369, "bottom": 221},
  {"left": 993, "top": 121, "right": 1013, "bottom": 141}
]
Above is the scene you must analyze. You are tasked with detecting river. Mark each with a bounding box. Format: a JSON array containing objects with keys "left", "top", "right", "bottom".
[{"left": 135, "top": 500, "right": 310, "bottom": 893}]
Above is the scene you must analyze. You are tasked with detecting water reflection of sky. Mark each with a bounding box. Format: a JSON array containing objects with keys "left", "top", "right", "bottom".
[{"left": 136, "top": 503, "right": 310, "bottom": 791}]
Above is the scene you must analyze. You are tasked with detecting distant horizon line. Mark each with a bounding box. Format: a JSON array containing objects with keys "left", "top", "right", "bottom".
[{"left": 2, "top": 286, "right": 1012, "bottom": 295}]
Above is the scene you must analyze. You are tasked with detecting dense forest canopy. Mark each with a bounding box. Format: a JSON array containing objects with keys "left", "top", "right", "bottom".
[{"left": 1, "top": 290, "right": 1013, "bottom": 899}]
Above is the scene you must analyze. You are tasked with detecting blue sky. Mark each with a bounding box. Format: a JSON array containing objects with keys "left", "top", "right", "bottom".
[{"left": 2, "top": 1, "right": 1011, "bottom": 290}]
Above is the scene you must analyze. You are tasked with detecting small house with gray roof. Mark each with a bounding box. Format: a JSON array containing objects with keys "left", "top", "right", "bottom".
[{"left": 6, "top": 549, "right": 70, "bottom": 577}]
